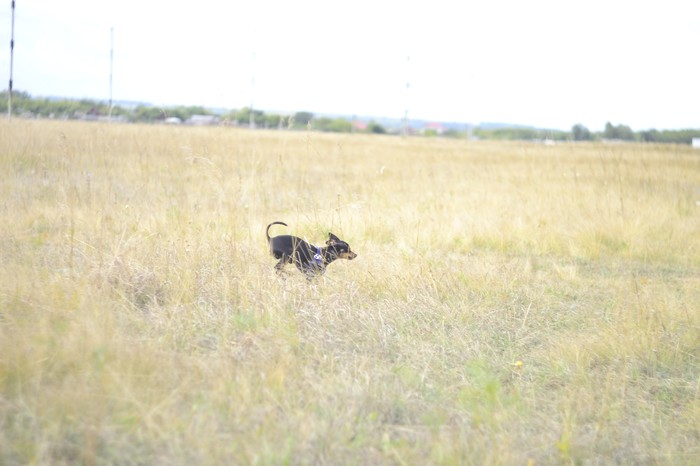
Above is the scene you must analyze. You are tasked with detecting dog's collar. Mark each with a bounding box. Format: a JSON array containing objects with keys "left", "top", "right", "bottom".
[{"left": 312, "top": 247, "right": 324, "bottom": 267}]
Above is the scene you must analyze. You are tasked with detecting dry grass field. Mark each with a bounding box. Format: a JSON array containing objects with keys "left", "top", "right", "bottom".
[{"left": 1, "top": 119, "right": 699, "bottom": 465}]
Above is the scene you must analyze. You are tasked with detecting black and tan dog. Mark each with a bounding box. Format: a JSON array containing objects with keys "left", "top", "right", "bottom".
[{"left": 266, "top": 221, "right": 357, "bottom": 277}]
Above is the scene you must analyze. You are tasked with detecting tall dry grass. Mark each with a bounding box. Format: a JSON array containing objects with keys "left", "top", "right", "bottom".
[{"left": 1, "top": 119, "right": 699, "bottom": 464}]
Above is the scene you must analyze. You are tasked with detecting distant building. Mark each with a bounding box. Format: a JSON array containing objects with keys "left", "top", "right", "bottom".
[
  {"left": 165, "top": 117, "right": 182, "bottom": 125},
  {"left": 187, "top": 114, "right": 219, "bottom": 126},
  {"left": 423, "top": 122, "right": 445, "bottom": 135},
  {"left": 693, "top": 138, "right": 700, "bottom": 149},
  {"left": 352, "top": 120, "right": 368, "bottom": 131}
]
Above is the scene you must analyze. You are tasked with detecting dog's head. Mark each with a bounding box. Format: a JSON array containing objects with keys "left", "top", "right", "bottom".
[{"left": 327, "top": 232, "right": 357, "bottom": 260}]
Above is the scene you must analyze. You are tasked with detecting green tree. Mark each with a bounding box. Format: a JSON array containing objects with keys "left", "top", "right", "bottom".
[
  {"left": 233, "top": 107, "right": 265, "bottom": 126},
  {"left": 264, "top": 113, "right": 283, "bottom": 128},
  {"left": 604, "top": 122, "right": 635, "bottom": 141},
  {"left": 133, "top": 106, "right": 167, "bottom": 122},
  {"left": 572, "top": 124, "right": 592, "bottom": 141},
  {"left": 367, "top": 121, "right": 386, "bottom": 134},
  {"left": 639, "top": 129, "right": 660, "bottom": 142},
  {"left": 313, "top": 117, "right": 352, "bottom": 133},
  {"left": 292, "top": 111, "right": 314, "bottom": 128}
]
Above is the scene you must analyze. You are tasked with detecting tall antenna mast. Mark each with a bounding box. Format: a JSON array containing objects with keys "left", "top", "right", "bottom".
[
  {"left": 402, "top": 55, "right": 410, "bottom": 136},
  {"left": 8, "top": 0, "right": 16, "bottom": 120},
  {"left": 108, "top": 27, "right": 114, "bottom": 121},
  {"left": 249, "top": 51, "right": 255, "bottom": 129}
]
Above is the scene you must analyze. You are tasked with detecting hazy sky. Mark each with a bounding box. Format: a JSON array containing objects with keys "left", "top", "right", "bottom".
[{"left": 2, "top": 0, "right": 699, "bottom": 130}]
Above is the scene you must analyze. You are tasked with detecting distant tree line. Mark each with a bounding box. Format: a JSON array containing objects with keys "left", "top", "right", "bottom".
[
  {"left": 2, "top": 91, "right": 698, "bottom": 144},
  {"left": 1, "top": 91, "right": 384, "bottom": 133},
  {"left": 474, "top": 122, "right": 700, "bottom": 145}
]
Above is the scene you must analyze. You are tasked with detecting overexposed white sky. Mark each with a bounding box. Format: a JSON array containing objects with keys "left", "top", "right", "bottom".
[{"left": 2, "top": 0, "right": 699, "bottom": 130}]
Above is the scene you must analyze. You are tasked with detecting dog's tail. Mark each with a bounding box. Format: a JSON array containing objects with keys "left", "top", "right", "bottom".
[{"left": 266, "top": 221, "right": 288, "bottom": 242}]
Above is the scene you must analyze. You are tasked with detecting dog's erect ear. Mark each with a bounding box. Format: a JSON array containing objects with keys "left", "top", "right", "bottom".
[{"left": 327, "top": 232, "right": 341, "bottom": 245}]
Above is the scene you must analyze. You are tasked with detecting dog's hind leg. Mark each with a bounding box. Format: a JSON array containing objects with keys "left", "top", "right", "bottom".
[{"left": 274, "top": 258, "right": 287, "bottom": 275}]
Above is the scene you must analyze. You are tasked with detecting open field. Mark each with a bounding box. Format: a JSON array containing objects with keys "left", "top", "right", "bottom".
[{"left": 1, "top": 119, "right": 699, "bottom": 465}]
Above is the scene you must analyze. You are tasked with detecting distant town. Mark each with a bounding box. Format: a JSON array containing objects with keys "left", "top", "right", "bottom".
[{"left": 3, "top": 91, "right": 700, "bottom": 145}]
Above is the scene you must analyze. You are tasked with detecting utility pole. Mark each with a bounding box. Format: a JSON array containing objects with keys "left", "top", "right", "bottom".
[
  {"left": 402, "top": 55, "right": 410, "bottom": 136},
  {"left": 249, "top": 51, "right": 255, "bottom": 129},
  {"left": 109, "top": 27, "right": 114, "bottom": 121},
  {"left": 8, "top": 0, "right": 16, "bottom": 120}
]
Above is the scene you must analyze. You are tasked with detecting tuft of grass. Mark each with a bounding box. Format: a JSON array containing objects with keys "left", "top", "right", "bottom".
[{"left": 1, "top": 120, "right": 699, "bottom": 464}]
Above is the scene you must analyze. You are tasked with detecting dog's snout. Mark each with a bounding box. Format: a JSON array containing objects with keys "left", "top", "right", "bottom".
[{"left": 338, "top": 250, "right": 357, "bottom": 260}]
